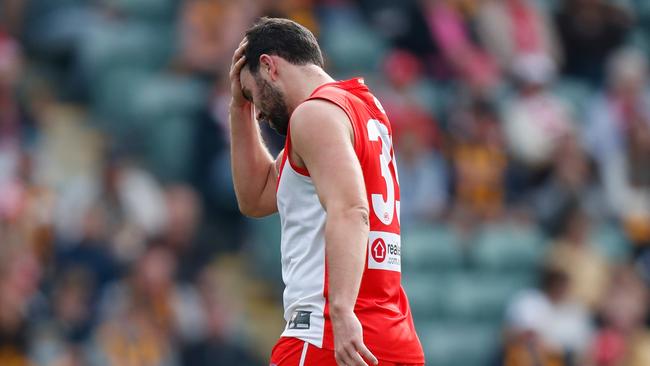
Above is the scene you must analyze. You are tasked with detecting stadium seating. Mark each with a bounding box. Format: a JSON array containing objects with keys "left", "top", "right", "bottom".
[
  {"left": 417, "top": 320, "right": 499, "bottom": 366},
  {"left": 553, "top": 78, "right": 592, "bottom": 120},
  {"left": 101, "top": 0, "right": 176, "bottom": 21},
  {"left": 472, "top": 223, "right": 545, "bottom": 271},
  {"left": 401, "top": 225, "right": 464, "bottom": 271},
  {"left": 590, "top": 222, "right": 632, "bottom": 262},
  {"left": 248, "top": 215, "right": 284, "bottom": 285},
  {"left": 441, "top": 272, "right": 532, "bottom": 321},
  {"left": 402, "top": 223, "right": 543, "bottom": 365}
]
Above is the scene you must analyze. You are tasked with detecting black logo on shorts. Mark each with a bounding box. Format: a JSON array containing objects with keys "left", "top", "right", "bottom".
[{"left": 288, "top": 310, "right": 311, "bottom": 330}]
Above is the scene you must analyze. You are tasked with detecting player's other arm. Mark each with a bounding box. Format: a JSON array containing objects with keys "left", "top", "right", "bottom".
[
  {"left": 228, "top": 39, "right": 278, "bottom": 217},
  {"left": 291, "top": 100, "right": 378, "bottom": 366}
]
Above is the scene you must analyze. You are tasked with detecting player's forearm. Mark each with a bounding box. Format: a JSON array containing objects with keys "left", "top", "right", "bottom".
[
  {"left": 326, "top": 205, "right": 370, "bottom": 316},
  {"left": 229, "top": 104, "right": 274, "bottom": 212}
]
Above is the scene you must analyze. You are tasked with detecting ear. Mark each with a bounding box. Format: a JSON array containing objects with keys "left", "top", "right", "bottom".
[{"left": 259, "top": 54, "right": 279, "bottom": 81}]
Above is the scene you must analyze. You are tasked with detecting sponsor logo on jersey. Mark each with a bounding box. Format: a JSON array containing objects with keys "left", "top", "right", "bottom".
[
  {"left": 287, "top": 310, "right": 311, "bottom": 330},
  {"left": 371, "top": 238, "right": 387, "bottom": 263},
  {"left": 368, "top": 231, "right": 401, "bottom": 272}
]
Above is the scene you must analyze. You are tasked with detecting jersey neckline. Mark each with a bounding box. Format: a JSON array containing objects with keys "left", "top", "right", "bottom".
[{"left": 307, "top": 78, "right": 367, "bottom": 99}]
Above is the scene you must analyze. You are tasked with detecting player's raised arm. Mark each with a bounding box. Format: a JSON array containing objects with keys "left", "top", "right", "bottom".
[
  {"left": 290, "top": 100, "right": 378, "bottom": 366},
  {"left": 228, "top": 39, "right": 279, "bottom": 217}
]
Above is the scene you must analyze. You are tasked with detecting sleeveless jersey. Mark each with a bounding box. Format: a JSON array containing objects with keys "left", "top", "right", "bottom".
[{"left": 276, "top": 78, "right": 424, "bottom": 363}]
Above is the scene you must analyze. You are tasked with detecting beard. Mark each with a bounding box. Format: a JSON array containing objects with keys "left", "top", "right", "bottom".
[{"left": 257, "top": 78, "right": 291, "bottom": 136}]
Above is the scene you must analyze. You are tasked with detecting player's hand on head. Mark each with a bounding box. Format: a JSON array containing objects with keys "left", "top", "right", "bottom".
[
  {"left": 332, "top": 311, "right": 378, "bottom": 366},
  {"left": 229, "top": 38, "right": 249, "bottom": 109}
]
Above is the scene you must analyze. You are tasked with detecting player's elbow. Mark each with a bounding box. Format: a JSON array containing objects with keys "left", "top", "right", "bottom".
[
  {"left": 332, "top": 201, "right": 370, "bottom": 228},
  {"left": 238, "top": 201, "right": 268, "bottom": 218},
  {"left": 354, "top": 204, "right": 370, "bottom": 229}
]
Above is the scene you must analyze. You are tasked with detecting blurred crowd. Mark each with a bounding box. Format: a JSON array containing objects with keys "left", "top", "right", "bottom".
[{"left": 0, "top": 0, "right": 649, "bottom": 365}]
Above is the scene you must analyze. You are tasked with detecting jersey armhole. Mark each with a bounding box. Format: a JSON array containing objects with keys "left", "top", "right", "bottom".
[
  {"left": 276, "top": 149, "right": 289, "bottom": 191},
  {"left": 285, "top": 123, "right": 311, "bottom": 177}
]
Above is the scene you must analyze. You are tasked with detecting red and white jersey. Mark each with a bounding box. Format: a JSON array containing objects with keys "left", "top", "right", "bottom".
[{"left": 276, "top": 78, "right": 424, "bottom": 363}]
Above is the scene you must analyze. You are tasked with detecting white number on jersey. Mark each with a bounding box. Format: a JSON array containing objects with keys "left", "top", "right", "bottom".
[{"left": 367, "top": 119, "right": 400, "bottom": 226}]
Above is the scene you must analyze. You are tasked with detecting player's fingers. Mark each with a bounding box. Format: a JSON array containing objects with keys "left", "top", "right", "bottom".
[
  {"left": 339, "top": 344, "right": 367, "bottom": 366},
  {"left": 235, "top": 55, "right": 246, "bottom": 70},
  {"left": 235, "top": 41, "right": 248, "bottom": 58},
  {"left": 334, "top": 350, "right": 349, "bottom": 366},
  {"left": 355, "top": 342, "right": 378, "bottom": 365},
  {"left": 346, "top": 349, "right": 369, "bottom": 366},
  {"left": 231, "top": 43, "right": 244, "bottom": 64},
  {"left": 229, "top": 42, "right": 247, "bottom": 78},
  {"left": 232, "top": 55, "right": 246, "bottom": 78},
  {"left": 229, "top": 55, "right": 246, "bottom": 82},
  {"left": 230, "top": 50, "right": 245, "bottom": 75},
  {"left": 338, "top": 345, "right": 361, "bottom": 366},
  {"left": 231, "top": 40, "right": 248, "bottom": 64}
]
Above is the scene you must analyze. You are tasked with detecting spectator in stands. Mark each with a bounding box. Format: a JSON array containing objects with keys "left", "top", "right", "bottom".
[
  {"left": 423, "top": 0, "right": 501, "bottom": 93},
  {"left": 622, "top": 114, "right": 650, "bottom": 249},
  {"left": 189, "top": 78, "right": 253, "bottom": 255},
  {"left": 584, "top": 48, "right": 650, "bottom": 232},
  {"left": 0, "top": 150, "right": 55, "bottom": 265},
  {"left": 180, "top": 266, "right": 261, "bottom": 366},
  {"left": 0, "top": 30, "right": 31, "bottom": 190},
  {"left": 586, "top": 267, "right": 650, "bottom": 366},
  {"left": 533, "top": 134, "right": 605, "bottom": 234},
  {"left": 0, "top": 248, "right": 43, "bottom": 366},
  {"left": 29, "top": 268, "right": 94, "bottom": 365},
  {"left": 476, "top": 0, "right": 562, "bottom": 76},
  {"left": 392, "top": 104, "right": 448, "bottom": 227},
  {"left": 379, "top": 49, "right": 441, "bottom": 118},
  {"left": 54, "top": 203, "right": 118, "bottom": 303},
  {"left": 449, "top": 97, "right": 507, "bottom": 220},
  {"left": 94, "top": 245, "right": 205, "bottom": 366},
  {"left": 502, "top": 267, "right": 593, "bottom": 366},
  {"left": 555, "top": 0, "right": 633, "bottom": 85},
  {"left": 357, "top": 0, "right": 440, "bottom": 60},
  {"left": 374, "top": 49, "right": 449, "bottom": 226},
  {"left": 159, "top": 185, "right": 218, "bottom": 282},
  {"left": 177, "top": 0, "right": 260, "bottom": 77},
  {"left": 0, "top": 1, "right": 27, "bottom": 37},
  {"left": 545, "top": 205, "right": 610, "bottom": 311},
  {"left": 54, "top": 155, "right": 167, "bottom": 264},
  {"left": 502, "top": 53, "right": 574, "bottom": 191}
]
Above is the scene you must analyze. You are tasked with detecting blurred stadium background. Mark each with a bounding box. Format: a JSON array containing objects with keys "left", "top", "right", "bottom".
[{"left": 1, "top": 0, "right": 650, "bottom": 365}]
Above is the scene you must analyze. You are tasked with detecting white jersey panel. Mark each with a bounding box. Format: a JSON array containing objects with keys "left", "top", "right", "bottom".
[{"left": 276, "top": 161, "right": 327, "bottom": 348}]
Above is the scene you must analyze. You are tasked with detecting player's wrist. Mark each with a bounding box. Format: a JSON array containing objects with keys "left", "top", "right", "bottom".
[
  {"left": 229, "top": 100, "right": 249, "bottom": 113},
  {"left": 329, "top": 303, "right": 355, "bottom": 319},
  {"left": 229, "top": 101, "right": 252, "bottom": 122}
]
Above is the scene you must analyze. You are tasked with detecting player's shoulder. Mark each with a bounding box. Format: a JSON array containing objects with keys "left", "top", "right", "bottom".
[
  {"left": 289, "top": 99, "right": 355, "bottom": 152},
  {"left": 292, "top": 98, "right": 344, "bottom": 119},
  {"left": 291, "top": 99, "right": 351, "bottom": 133}
]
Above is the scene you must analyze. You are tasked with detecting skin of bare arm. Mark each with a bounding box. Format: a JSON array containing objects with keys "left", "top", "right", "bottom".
[
  {"left": 228, "top": 39, "right": 280, "bottom": 217},
  {"left": 290, "top": 100, "right": 378, "bottom": 366}
]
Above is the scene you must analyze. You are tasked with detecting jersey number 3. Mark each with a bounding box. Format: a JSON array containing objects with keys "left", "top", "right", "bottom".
[{"left": 367, "top": 119, "right": 400, "bottom": 226}]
